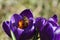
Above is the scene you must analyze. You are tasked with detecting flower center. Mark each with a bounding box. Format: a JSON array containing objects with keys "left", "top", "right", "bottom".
[{"left": 18, "top": 16, "right": 29, "bottom": 29}]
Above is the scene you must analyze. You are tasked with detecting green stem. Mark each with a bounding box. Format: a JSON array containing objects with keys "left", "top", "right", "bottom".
[{"left": 10, "top": 30, "right": 16, "bottom": 40}]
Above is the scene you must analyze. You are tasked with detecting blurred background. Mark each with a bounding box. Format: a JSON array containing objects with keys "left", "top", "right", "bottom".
[{"left": 0, "top": 0, "right": 60, "bottom": 40}]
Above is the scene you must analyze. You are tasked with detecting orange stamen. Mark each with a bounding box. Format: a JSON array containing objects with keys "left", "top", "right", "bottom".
[
  {"left": 18, "top": 20, "right": 23, "bottom": 29},
  {"left": 18, "top": 17, "right": 29, "bottom": 29}
]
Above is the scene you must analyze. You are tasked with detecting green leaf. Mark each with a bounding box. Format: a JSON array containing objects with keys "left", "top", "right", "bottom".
[{"left": 10, "top": 30, "right": 16, "bottom": 40}]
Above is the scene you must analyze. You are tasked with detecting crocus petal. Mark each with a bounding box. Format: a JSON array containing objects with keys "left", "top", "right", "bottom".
[
  {"left": 48, "top": 21, "right": 59, "bottom": 31},
  {"left": 2, "top": 21, "right": 11, "bottom": 37},
  {"left": 35, "top": 17, "right": 47, "bottom": 31},
  {"left": 40, "top": 23, "right": 54, "bottom": 40},
  {"left": 20, "top": 26, "right": 35, "bottom": 40},
  {"left": 54, "top": 34, "right": 60, "bottom": 40},
  {"left": 25, "top": 17, "right": 34, "bottom": 30},
  {"left": 54, "top": 27, "right": 60, "bottom": 40},
  {"left": 35, "top": 17, "right": 54, "bottom": 40},
  {"left": 10, "top": 22, "right": 24, "bottom": 40},
  {"left": 10, "top": 17, "right": 35, "bottom": 40},
  {"left": 12, "top": 25, "right": 35, "bottom": 40},
  {"left": 13, "top": 28, "right": 24, "bottom": 40},
  {"left": 19, "top": 18, "right": 35, "bottom": 40},
  {"left": 10, "top": 14, "right": 22, "bottom": 27},
  {"left": 49, "top": 15, "right": 58, "bottom": 23},
  {"left": 20, "top": 9, "right": 33, "bottom": 18}
]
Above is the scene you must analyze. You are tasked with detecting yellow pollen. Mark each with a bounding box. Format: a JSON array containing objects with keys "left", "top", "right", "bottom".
[
  {"left": 18, "top": 20, "right": 23, "bottom": 29},
  {"left": 18, "top": 17, "right": 29, "bottom": 29}
]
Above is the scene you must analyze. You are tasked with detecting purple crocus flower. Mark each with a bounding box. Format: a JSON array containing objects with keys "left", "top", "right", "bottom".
[
  {"left": 48, "top": 15, "right": 60, "bottom": 40},
  {"left": 2, "top": 9, "right": 35, "bottom": 40},
  {"left": 35, "top": 15, "right": 60, "bottom": 40}
]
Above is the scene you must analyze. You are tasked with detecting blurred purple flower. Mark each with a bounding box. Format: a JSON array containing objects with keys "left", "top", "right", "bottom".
[
  {"left": 35, "top": 15, "right": 60, "bottom": 40},
  {"left": 2, "top": 9, "right": 35, "bottom": 40}
]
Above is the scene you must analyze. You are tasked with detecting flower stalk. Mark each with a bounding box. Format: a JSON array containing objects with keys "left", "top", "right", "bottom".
[{"left": 10, "top": 30, "right": 16, "bottom": 40}]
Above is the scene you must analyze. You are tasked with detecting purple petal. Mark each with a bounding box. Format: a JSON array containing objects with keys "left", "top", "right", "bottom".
[
  {"left": 40, "top": 23, "right": 54, "bottom": 40},
  {"left": 35, "top": 17, "right": 47, "bottom": 31},
  {"left": 20, "top": 26, "right": 35, "bottom": 39},
  {"left": 19, "top": 18, "right": 35, "bottom": 39},
  {"left": 54, "top": 27, "right": 60, "bottom": 40},
  {"left": 11, "top": 25, "right": 35, "bottom": 40},
  {"left": 25, "top": 17, "right": 34, "bottom": 30},
  {"left": 13, "top": 28, "right": 24, "bottom": 40},
  {"left": 2, "top": 21, "right": 11, "bottom": 37},
  {"left": 12, "top": 25, "right": 34, "bottom": 40},
  {"left": 49, "top": 15, "right": 58, "bottom": 23},
  {"left": 10, "top": 23, "right": 24, "bottom": 40},
  {"left": 10, "top": 14, "right": 34, "bottom": 40},
  {"left": 54, "top": 34, "right": 60, "bottom": 40},
  {"left": 20, "top": 9, "right": 33, "bottom": 18},
  {"left": 10, "top": 14, "right": 22, "bottom": 27},
  {"left": 48, "top": 21, "right": 59, "bottom": 31}
]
